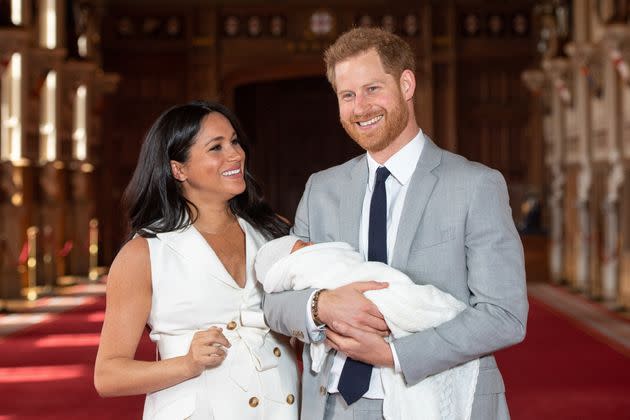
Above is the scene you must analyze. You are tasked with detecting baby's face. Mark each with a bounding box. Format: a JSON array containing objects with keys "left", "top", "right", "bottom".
[{"left": 291, "top": 240, "right": 313, "bottom": 253}]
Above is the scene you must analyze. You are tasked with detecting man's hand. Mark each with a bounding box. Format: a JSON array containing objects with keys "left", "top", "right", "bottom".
[
  {"left": 318, "top": 281, "right": 389, "bottom": 335},
  {"left": 326, "top": 320, "right": 394, "bottom": 367}
]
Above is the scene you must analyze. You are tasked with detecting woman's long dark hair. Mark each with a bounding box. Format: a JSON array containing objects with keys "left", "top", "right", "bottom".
[{"left": 122, "top": 100, "right": 290, "bottom": 241}]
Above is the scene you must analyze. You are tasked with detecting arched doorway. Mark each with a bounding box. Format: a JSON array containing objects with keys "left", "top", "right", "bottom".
[{"left": 234, "top": 76, "right": 363, "bottom": 221}]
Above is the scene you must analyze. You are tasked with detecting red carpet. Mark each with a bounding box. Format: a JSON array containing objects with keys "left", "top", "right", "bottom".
[
  {"left": 0, "top": 295, "right": 628, "bottom": 419},
  {"left": 0, "top": 297, "right": 154, "bottom": 420},
  {"left": 496, "top": 298, "right": 630, "bottom": 420}
]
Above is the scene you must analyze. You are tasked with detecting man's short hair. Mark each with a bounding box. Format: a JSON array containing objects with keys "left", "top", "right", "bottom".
[{"left": 324, "top": 27, "right": 416, "bottom": 90}]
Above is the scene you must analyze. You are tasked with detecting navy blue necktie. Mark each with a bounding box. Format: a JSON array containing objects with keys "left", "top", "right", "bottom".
[{"left": 338, "top": 166, "right": 390, "bottom": 405}]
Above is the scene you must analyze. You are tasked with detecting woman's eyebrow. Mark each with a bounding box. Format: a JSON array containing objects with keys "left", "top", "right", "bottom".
[{"left": 203, "top": 135, "right": 224, "bottom": 146}]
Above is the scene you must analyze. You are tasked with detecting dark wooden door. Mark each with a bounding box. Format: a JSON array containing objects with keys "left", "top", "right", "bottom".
[
  {"left": 456, "top": 58, "right": 531, "bottom": 185},
  {"left": 235, "top": 76, "right": 363, "bottom": 222}
]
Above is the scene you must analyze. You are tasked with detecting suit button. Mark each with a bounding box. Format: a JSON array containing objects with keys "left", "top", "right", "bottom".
[
  {"left": 227, "top": 321, "right": 237, "bottom": 330},
  {"left": 319, "top": 386, "right": 326, "bottom": 395},
  {"left": 286, "top": 394, "right": 295, "bottom": 405},
  {"left": 249, "top": 397, "right": 259, "bottom": 407},
  {"left": 273, "top": 347, "right": 281, "bottom": 357}
]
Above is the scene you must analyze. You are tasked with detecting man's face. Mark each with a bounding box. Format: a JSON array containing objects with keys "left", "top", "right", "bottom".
[{"left": 334, "top": 49, "right": 409, "bottom": 154}]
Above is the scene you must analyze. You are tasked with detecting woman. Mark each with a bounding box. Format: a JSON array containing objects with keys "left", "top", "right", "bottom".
[{"left": 94, "top": 101, "right": 299, "bottom": 420}]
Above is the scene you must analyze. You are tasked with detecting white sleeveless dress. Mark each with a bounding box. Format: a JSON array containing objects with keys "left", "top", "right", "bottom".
[{"left": 142, "top": 218, "right": 299, "bottom": 420}]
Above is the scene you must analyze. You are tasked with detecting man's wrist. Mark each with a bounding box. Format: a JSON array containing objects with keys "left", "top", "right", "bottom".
[
  {"left": 305, "top": 290, "right": 326, "bottom": 342},
  {"left": 311, "top": 288, "right": 327, "bottom": 326}
]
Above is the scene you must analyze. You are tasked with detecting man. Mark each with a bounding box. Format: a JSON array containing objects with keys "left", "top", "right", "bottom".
[{"left": 263, "top": 27, "right": 528, "bottom": 420}]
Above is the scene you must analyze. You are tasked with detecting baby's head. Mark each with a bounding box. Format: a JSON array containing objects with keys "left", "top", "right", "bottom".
[
  {"left": 255, "top": 235, "right": 313, "bottom": 284},
  {"left": 291, "top": 239, "right": 313, "bottom": 253}
]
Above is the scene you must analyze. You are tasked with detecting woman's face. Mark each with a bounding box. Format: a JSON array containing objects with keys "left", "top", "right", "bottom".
[{"left": 171, "top": 113, "right": 246, "bottom": 204}]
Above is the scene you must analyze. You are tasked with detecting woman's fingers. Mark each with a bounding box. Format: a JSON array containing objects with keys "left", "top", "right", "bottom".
[
  {"left": 203, "top": 346, "right": 226, "bottom": 367},
  {"left": 193, "top": 328, "right": 231, "bottom": 348},
  {"left": 187, "top": 327, "right": 234, "bottom": 372},
  {"left": 195, "top": 340, "right": 228, "bottom": 357},
  {"left": 203, "top": 346, "right": 226, "bottom": 358},
  {"left": 209, "top": 332, "right": 231, "bottom": 348}
]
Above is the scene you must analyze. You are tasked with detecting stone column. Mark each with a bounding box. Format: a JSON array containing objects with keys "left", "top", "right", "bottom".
[
  {"left": 620, "top": 31, "right": 630, "bottom": 310},
  {"left": 0, "top": 162, "right": 25, "bottom": 301},
  {"left": 566, "top": 42, "right": 595, "bottom": 293},
  {"left": 600, "top": 25, "right": 630, "bottom": 302},
  {"left": 66, "top": 164, "right": 94, "bottom": 278},
  {"left": 543, "top": 58, "right": 571, "bottom": 284},
  {"left": 37, "top": 161, "right": 65, "bottom": 288},
  {"left": 0, "top": 29, "right": 32, "bottom": 302},
  {"left": 566, "top": 0, "right": 597, "bottom": 293}
]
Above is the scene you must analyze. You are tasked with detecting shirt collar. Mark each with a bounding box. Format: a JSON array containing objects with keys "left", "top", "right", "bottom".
[{"left": 366, "top": 129, "right": 424, "bottom": 191}]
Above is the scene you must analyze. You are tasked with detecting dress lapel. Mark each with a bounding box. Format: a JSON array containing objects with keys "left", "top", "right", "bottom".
[
  {"left": 239, "top": 218, "right": 267, "bottom": 291},
  {"left": 156, "top": 224, "right": 241, "bottom": 289},
  {"left": 339, "top": 156, "right": 368, "bottom": 251},
  {"left": 392, "top": 136, "right": 442, "bottom": 270}
]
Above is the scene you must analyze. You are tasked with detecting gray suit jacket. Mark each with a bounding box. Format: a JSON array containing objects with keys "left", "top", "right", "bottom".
[{"left": 263, "top": 137, "right": 528, "bottom": 420}]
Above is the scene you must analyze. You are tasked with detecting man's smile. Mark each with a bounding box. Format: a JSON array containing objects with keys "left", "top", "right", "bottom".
[{"left": 357, "top": 115, "right": 383, "bottom": 127}]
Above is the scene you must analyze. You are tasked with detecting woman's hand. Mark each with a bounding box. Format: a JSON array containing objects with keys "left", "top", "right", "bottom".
[{"left": 185, "top": 327, "right": 231, "bottom": 376}]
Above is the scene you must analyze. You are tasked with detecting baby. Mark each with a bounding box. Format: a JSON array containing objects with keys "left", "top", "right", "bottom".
[{"left": 255, "top": 236, "right": 480, "bottom": 420}]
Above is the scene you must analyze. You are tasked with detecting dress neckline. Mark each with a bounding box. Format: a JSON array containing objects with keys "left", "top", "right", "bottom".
[{"left": 192, "top": 217, "right": 252, "bottom": 290}]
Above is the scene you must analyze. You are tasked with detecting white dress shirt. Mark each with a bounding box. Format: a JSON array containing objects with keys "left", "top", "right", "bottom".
[{"left": 305, "top": 130, "right": 424, "bottom": 398}]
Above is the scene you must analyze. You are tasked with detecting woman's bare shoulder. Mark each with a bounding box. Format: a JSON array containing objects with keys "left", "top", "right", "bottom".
[
  {"left": 114, "top": 236, "right": 149, "bottom": 263},
  {"left": 108, "top": 237, "right": 151, "bottom": 287}
]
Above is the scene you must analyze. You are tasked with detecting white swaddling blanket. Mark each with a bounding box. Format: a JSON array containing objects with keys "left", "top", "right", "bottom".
[{"left": 257, "top": 241, "right": 479, "bottom": 420}]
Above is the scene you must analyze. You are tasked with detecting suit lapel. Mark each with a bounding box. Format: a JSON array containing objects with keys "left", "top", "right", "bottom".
[
  {"left": 392, "top": 137, "right": 443, "bottom": 270},
  {"left": 338, "top": 156, "right": 367, "bottom": 250}
]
